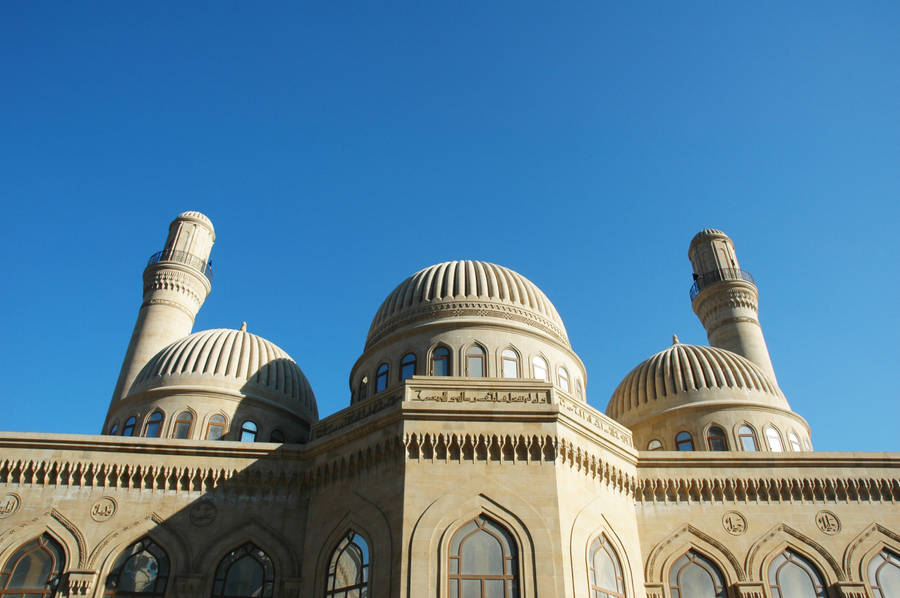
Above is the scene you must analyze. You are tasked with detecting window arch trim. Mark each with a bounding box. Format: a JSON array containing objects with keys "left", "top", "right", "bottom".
[
  {"left": 500, "top": 347, "right": 520, "bottom": 379},
  {"left": 465, "top": 343, "right": 487, "bottom": 378},
  {"left": 430, "top": 345, "right": 452, "bottom": 376},
  {"left": 324, "top": 530, "right": 370, "bottom": 597},
  {"left": 143, "top": 410, "right": 165, "bottom": 438}
]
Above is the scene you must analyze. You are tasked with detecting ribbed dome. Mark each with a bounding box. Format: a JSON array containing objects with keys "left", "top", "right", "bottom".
[
  {"left": 690, "top": 228, "right": 727, "bottom": 245},
  {"left": 178, "top": 210, "right": 214, "bottom": 229},
  {"left": 128, "top": 328, "right": 317, "bottom": 422},
  {"left": 606, "top": 342, "right": 786, "bottom": 423},
  {"left": 366, "top": 261, "right": 569, "bottom": 348}
]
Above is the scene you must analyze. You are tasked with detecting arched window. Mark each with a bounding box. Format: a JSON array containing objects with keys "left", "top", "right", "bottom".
[
  {"left": 575, "top": 379, "right": 584, "bottom": 400},
  {"left": 211, "top": 543, "right": 274, "bottom": 598},
  {"left": 269, "top": 430, "right": 284, "bottom": 443},
  {"left": 588, "top": 535, "right": 626, "bottom": 597},
  {"left": 122, "top": 416, "right": 137, "bottom": 437},
  {"left": 375, "top": 364, "right": 389, "bottom": 393},
  {"left": 108, "top": 421, "right": 119, "bottom": 435},
  {"left": 868, "top": 548, "right": 900, "bottom": 598},
  {"left": 432, "top": 347, "right": 450, "bottom": 376},
  {"left": 532, "top": 356, "right": 548, "bottom": 381},
  {"left": 144, "top": 411, "right": 164, "bottom": 438},
  {"left": 467, "top": 346, "right": 485, "bottom": 377},
  {"left": 358, "top": 376, "right": 368, "bottom": 400},
  {"left": 738, "top": 425, "right": 758, "bottom": 451},
  {"left": 104, "top": 537, "right": 169, "bottom": 597},
  {"left": 499, "top": 349, "right": 518, "bottom": 378},
  {"left": 448, "top": 515, "right": 518, "bottom": 598},
  {"left": 668, "top": 550, "right": 726, "bottom": 598},
  {"left": 240, "top": 421, "right": 257, "bottom": 442},
  {"left": 173, "top": 411, "right": 193, "bottom": 439},
  {"left": 706, "top": 426, "right": 728, "bottom": 451},
  {"left": 788, "top": 431, "right": 802, "bottom": 452},
  {"left": 206, "top": 415, "right": 227, "bottom": 440},
  {"left": 675, "top": 432, "right": 694, "bottom": 451},
  {"left": 558, "top": 367, "right": 570, "bottom": 392},
  {"left": 325, "top": 531, "right": 369, "bottom": 597},
  {"left": 767, "top": 550, "right": 826, "bottom": 598},
  {"left": 647, "top": 439, "right": 663, "bottom": 451},
  {"left": 0, "top": 533, "right": 65, "bottom": 596},
  {"left": 401, "top": 353, "right": 416, "bottom": 380},
  {"left": 765, "top": 426, "right": 784, "bottom": 452}
]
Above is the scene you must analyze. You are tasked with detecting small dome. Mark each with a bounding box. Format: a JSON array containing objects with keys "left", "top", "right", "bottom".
[
  {"left": 366, "top": 261, "right": 569, "bottom": 348},
  {"left": 690, "top": 228, "right": 728, "bottom": 246},
  {"left": 606, "top": 343, "right": 787, "bottom": 425},
  {"left": 128, "top": 328, "right": 317, "bottom": 423}
]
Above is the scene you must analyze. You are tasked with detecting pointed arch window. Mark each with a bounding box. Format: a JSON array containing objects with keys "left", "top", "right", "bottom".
[
  {"left": 647, "top": 439, "right": 663, "bottom": 451},
  {"left": 467, "top": 346, "right": 485, "bottom": 377},
  {"left": 532, "top": 356, "right": 548, "bottom": 381},
  {"left": 575, "top": 379, "right": 584, "bottom": 400},
  {"left": 211, "top": 543, "right": 274, "bottom": 598},
  {"left": 767, "top": 550, "right": 826, "bottom": 598},
  {"left": 788, "top": 431, "right": 802, "bottom": 452},
  {"left": 108, "top": 421, "right": 119, "bottom": 435},
  {"left": 675, "top": 432, "right": 694, "bottom": 451},
  {"left": 375, "top": 363, "right": 389, "bottom": 393},
  {"left": 325, "top": 531, "right": 369, "bottom": 597},
  {"left": 868, "top": 548, "right": 900, "bottom": 598},
  {"left": 765, "top": 426, "right": 784, "bottom": 452},
  {"left": 558, "top": 367, "right": 570, "bottom": 392},
  {"left": 104, "top": 537, "right": 169, "bottom": 597},
  {"left": 738, "top": 425, "right": 758, "bottom": 451},
  {"left": 432, "top": 347, "right": 450, "bottom": 376},
  {"left": 206, "top": 415, "right": 227, "bottom": 440},
  {"left": 173, "top": 411, "right": 193, "bottom": 439},
  {"left": 144, "top": 411, "right": 164, "bottom": 438},
  {"left": 448, "top": 515, "right": 518, "bottom": 598},
  {"left": 0, "top": 533, "right": 65, "bottom": 596},
  {"left": 122, "top": 416, "right": 137, "bottom": 437},
  {"left": 588, "top": 535, "right": 626, "bottom": 597},
  {"left": 358, "top": 376, "right": 368, "bottom": 400},
  {"left": 240, "top": 420, "right": 257, "bottom": 442},
  {"left": 401, "top": 353, "right": 416, "bottom": 380},
  {"left": 706, "top": 426, "right": 728, "bottom": 451},
  {"left": 668, "top": 550, "right": 726, "bottom": 598},
  {"left": 501, "top": 349, "right": 519, "bottom": 378}
]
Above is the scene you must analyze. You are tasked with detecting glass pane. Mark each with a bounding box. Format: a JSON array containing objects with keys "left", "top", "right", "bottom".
[
  {"left": 484, "top": 579, "right": 504, "bottom": 598},
  {"left": 208, "top": 425, "right": 224, "bottom": 440},
  {"left": 778, "top": 560, "right": 819, "bottom": 597},
  {"left": 223, "top": 555, "right": 264, "bottom": 596},
  {"left": 460, "top": 530, "right": 504, "bottom": 574},
  {"left": 461, "top": 579, "right": 481, "bottom": 598},
  {"left": 401, "top": 362, "right": 415, "bottom": 380},
  {"left": 766, "top": 428, "right": 784, "bottom": 452},
  {"left": 240, "top": 429, "right": 256, "bottom": 442},
  {"left": 119, "top": 551, "right": 159, "bottom": 591},
  {"left": 648, "top": 440, "right": 662, "bottom": 450},
  {"left": 174, "top": 421, "right": 191, "bottom": 439},
  {"left": 468, "top": 357, "right": 484, "bottom": 377},
  {"left": 8, "top": 549, "right": 52, "bottom": 589},
  {"left": 876, "top": 552, "right": 900, "bottom": 595},
  {"left": 449, "top": 578, "right": 458, "bottom": 597},
  {"left": 335, "top": 545, "right": 363, "bottom": 587},
  {"left": 533, "top": 357, "right": 548, "bottom": 381},
  {"left": 679, "top": 561, "right": 718, "bottom": 597},
  {"left": 593, "top": 546, "right": 618, "bottom": 591},
  {"left": 502, "top": 359, "right": 518, "bottom": 378},
  {"left": 434, "top": 358, "right": 448, "bottom": 376},
  {"left": 740, "top": 435, "right": 757, "bottom": 451}
]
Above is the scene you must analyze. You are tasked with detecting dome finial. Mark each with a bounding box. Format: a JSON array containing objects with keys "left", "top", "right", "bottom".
[
  {"left": 672, "top": 334, "right": 680, "bottom": 344},
  {"left": 240, "top": 321, "right": 247, "bottom": 332}
]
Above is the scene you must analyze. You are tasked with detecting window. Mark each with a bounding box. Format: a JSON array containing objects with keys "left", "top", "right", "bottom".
[
  {"left": 269, "top": 430, "right": 284, "bottom": 443},
  {"left": 767, "top": 550, "right": 826, "bottom": 598},
  {"left": 788, "top": 431, "right": 802, "bottom": 452},
  {"left": 173, "top": 412, "right": 193, "bottom": 439},
  {"left": 240, "top": 421, "right": 257, "bottom": 442},
  {"left": 144, "top": 411, "right": 163, "bottom": 438},
  {"left": 668, "top": 550, "right": 726, "bottom": 598},
  {"left": 588, "top": 535, "right": 626, "bottom": 597},
  {"left": 706, "top": 426, "right": 728, "bottom": 451},
  {"left": 211, "top": 543, "right": 274, "bottom": 598},
  {"left": 206, "top": 415, "right": 227, "bottom": 440},
  {"left": 738, "top": 425, "right": 758, "bottom": 451},
  {"left": 868, "top": 548, "right": 900, "bottom": 598},
  {"left": 575, "top": 380, "right": 584, "bottom": 401},
  {"left": 104, "top": 537, "right": 169, "bottom": 597},
  {"left": 375, "top": 363, "right": 389, "bottom": 393},
  {"left": 401, "top": 353, "right": 416, "bottom": 380},
  {"left": 448, "top": 516, "right": 518, "bottom": 598},
  {"left": 675, "top": 432, "right": 694, "bottom": 451},
  {"left": 558, "top": 367, "right": 570, "bottom": 392},
  {"left": 501, "top": 349, "right": 519, "bottom": 378},
  {"left": 122, "top": 416, "right": 137, "bottom": 437},
  {"left": 325, "top": 531, "right": 369, "bottom": 597},
  {"left": 532, "top": 356, "right": 548, "bottom": 381},
  {"left": 647, "top": 440, "right": 663, "bottom": 451},
  {"left": 765, "top": 426, "right": 784, "bottom": 452},
  {"left": 358, "top": 376, "right": 368, "bottom": 401},
  {"left": 0, "top": 533, "right": 65, "bottom": 596},
  {"left": 432, "top": 347, "right": 450, "bottom": 376},
  {"left": 467, "top": 346, "right": 485, "bottom": 377},
  {"left": 109, "top": 422, "right": 119, "bottom": 435}
]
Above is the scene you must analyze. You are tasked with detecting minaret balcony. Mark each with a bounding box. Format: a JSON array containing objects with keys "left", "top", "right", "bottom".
[
  {"left": 147, "top": 249, "right": 213, "bottom": 282},
  {"left": 689, "top": 268, "right": 754, "bottom": 300}
]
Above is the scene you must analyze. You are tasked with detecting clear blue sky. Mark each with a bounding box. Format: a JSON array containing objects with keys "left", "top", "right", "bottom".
[{"left": 1, "top": 3, "right": 897, "bottom": 451}]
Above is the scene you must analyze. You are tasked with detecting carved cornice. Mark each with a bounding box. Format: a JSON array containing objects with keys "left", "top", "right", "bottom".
[
  {"left": 556, "top": 394, "right": 633, "bottom": 448},
  {"left": 693, "top": 286, "right": 759, "bottom": 322},
  {"left": 142, "top": 269, "right": 206, "bottom": 309},
  {"left": 62, "top": 570, "right": 96, "bottom": 596},
  {"left": 311, "top": 392, "right": 402, "bottom": 439}
]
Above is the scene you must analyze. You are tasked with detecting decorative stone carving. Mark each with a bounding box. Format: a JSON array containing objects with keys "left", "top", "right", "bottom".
[
  {"left": 62, "top": 570, "right": 97, "bottom": 596},
  {"left": 189, "top": 499, "right": 217, "bottom": 526},
  {"left": 722, "top": 510, "right": 747, "bottom": 535},
  {"left": 832, "top": 582, "right": 869, "bottom": 598},
  {"left": 0, "top": 493, "right": 20, "bottom": 518},
  {"left": 90, "top": 497, "right": 117, "bottom": 522},
  {"left": 815, "top": 510, "right": 841, "bottom": 535},
  {"left": 411, "top": 389, "right": 550, "bottom": 404},
  {"left": 732, "top": 582, "right": 766, "bottom": 598}
]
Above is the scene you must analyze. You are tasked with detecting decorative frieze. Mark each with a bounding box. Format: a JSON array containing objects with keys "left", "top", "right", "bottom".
[
  {"left": 61, "top": 570, "right": 96, "bottom": 596},
  {"left": 556, "top": 394, "right": 633, "bottom": 447}
]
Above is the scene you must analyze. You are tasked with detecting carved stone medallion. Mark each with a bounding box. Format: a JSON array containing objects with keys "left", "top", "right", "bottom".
[
  {"left": 90, "top": 497, "right": 117, "bottom": 522},
  {"left": 0, "top": 493, "right": 20, "bottom": 518},
  {"left": 189, "top": 499, "right": 217, "bottom": 527},
  {"left": 815, "top": 510, "right": 840, "bottom": 535},
  {"left": 722, "top": 510, "right": 747, "bottom": 535}
]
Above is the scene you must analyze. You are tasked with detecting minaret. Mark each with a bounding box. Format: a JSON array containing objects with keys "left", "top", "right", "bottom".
[
  {"left": 109, "top": 211, "right": 215, "bottom": 405},
  {"left": 688, "top": 228, "right": 778, "bottom": 383}
]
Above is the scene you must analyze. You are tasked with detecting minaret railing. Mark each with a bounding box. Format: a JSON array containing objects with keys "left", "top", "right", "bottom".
[
  {"left": 689, "top": 268, "right": 754, "bottom": 300},
  {"left": 147, "top": 250, "right": 213, "bottom": 282}
]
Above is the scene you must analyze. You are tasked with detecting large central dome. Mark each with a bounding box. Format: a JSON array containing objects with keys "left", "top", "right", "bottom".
[{"left": 365, "top": 260, "right": 569, "bottom": 348}]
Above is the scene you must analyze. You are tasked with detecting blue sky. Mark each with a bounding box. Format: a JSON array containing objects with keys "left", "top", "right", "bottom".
[{"left": 1, "top": 3, "right": 897, "bottom": 451}]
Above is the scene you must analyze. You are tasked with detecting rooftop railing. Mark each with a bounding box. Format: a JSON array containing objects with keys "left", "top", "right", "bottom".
[
  {"left": 690, "top": 268, "right": 754, "bottom": 300},
  {"left": 147, "top": 249, "right": 213, "bottom": 282}
]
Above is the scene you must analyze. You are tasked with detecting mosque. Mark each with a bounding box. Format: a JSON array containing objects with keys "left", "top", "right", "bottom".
[{"left": 0, "top": 211, "right": 897, "bottom": 598}]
